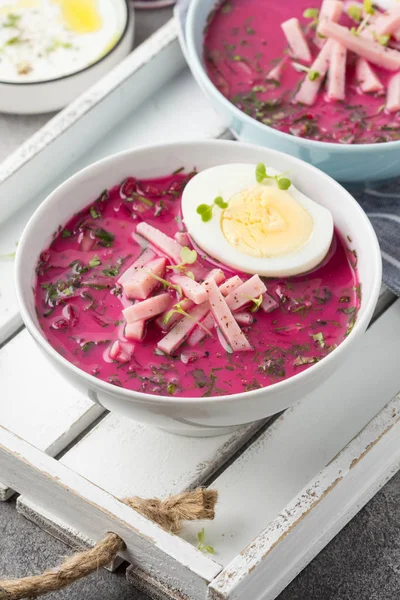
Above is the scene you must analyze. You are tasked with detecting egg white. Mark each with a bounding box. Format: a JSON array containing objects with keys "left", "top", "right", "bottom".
[{"left": 181, "top": 163, "right": 334, "bottom": 277}]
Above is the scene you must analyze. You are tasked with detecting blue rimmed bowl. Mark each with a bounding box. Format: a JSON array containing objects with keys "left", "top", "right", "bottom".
[{"left": 184, "top": 0, "right": 400, "bottom": 183}]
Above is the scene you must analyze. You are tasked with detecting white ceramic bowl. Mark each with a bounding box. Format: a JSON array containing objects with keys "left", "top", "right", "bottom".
[
  {"left": 15, "top": 140, "right": 382, "bottom": 436},
  {"left": 0, "top": 0, "right": 134, "bottom": 115}
]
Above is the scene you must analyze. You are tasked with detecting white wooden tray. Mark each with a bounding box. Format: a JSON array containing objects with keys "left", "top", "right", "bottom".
[{"left": 0, "top": 16, "right": 399, "bottom": 600}]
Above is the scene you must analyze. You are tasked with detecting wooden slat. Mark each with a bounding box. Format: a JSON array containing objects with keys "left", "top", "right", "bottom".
[
  {"left": 0, "top": 329, "right": 104, "bottom": 500},
  {"left": 208, "top": 392, "right": 400, "bottom": 600},
  {"left": 179, "top": 300, "right": 400, "bottom": 567},
  {"left": 0, "top": 426, "right": 222, "bottom": 600}
]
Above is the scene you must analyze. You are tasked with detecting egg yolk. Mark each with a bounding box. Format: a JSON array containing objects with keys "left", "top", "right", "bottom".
[
  {"left": 56, "top": 0, "right": 102, "bottom": 34},
  {"left": 221, "top": 184, "right": 313, "bottom": 258}
]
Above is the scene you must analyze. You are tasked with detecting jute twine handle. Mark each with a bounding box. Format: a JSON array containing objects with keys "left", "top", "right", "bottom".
[{"left": 0, "top": 488, "right": 218, "bottom": 600}]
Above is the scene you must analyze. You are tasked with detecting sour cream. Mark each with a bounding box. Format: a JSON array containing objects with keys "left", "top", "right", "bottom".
[{"left": 0, "top": 0, "right": 125, "bottom": 82}]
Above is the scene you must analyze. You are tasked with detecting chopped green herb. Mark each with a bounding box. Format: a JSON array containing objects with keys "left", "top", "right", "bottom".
[
  {"left": 312, "top": 332, "right": 325, "bottom": 348},
  {"left": 172, "top": 166, "right": 185, "bottom": 175},
  {"left": 339, "top": 296, "right": 350, "bottom": 303},
  {"left": 293, "top": 355, "right": 319, "bottom": 366},
  {"left": 82, "top": 341, "right": 95, "bottom": 352},
  {"left": 89, "top": 255, "right": 102, "bottom": 268},
  {"left": 6, "top": 36, "right": 23, "bottom": 45},
  {"left": 3, "top": 13, "right": 21, "bottom": 28},
  {"left": 130, "top": 192, "right": 154, "bottom": 207},
  {"left": 90, "top": 206, "right": 101, "bottom": 219},
  {"left": 303, "top": 8, "right": 319, "bottom": 19},
  {"left": 0, "top": 251, "right": 16, "bottom": 260},
  {"left": 339, "top": 306, "right": 356, "bottom": 314},
  {"left": 308, "top": 70, "right": 320, "bottom": 81},
  {"left": 97, "top": 189, "right": 109, "bottom": 203},
  {"left": 61, "top": 229, "right": 72, "bottom": 238},
  {"left": 167, "top": 382, "right": 177, "bottom": 395},
  {"left": 94, "top": 228, "right": 115, "bottom": 248},
  {"left": 221, "top": 1, "right": 232, "bottom": 14}
]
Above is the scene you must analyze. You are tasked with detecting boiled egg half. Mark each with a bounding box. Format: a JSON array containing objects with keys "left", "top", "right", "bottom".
[{"left": 181, "top": 164, "right": 334, "bottom": 277}]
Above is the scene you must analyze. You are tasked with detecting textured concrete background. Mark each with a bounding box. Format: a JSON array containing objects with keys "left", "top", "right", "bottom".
[{"left": 1, "top": 5, "right": 400, "bottom": 600}]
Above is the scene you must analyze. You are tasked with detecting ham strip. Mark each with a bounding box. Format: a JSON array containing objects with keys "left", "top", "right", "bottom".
[
  {"left": 122, "top": 257, "right": 167, "bottom": 300},
  {"left": 136, "top": 222, "right": 183, "bottom": 264},
  {"left": 118, "top": 247, "right": 156, "bottom": 285},
  {"left": 169, "top": 274, "right": 207, "bottom": 304},
  {"left": 266, "top": 58, "right": 287, "bottom": 82},
  {"left": 294, "top": 40, "right": 334, "bottom": 105},
  {"left": 327, "top": 41, "right": 347, "bottom": 100},
  {"left": 281, "top": 18, "right": 312, "bottom": 63},
  {"left": 204, "top": 279, "right": 252, "bottom": 352},
  {"left": 187, "top": 313, "right": 215, "bottom": 348},
  {"left": 355, "top": 57, "right": 384, "bottom": 93},
  {"left": 225, "top": 275, "right": 267, "bottom": 312},
  {"left": 374, "top": 7, "right": 400, "bottom": 37},
  {"left": 123, "top": 293, "right": 171, "bottom": 324},
  {"left": 318, "top": 19, "right": 400, "bottom": 70},
  {"left": 316, "top": 0, "right": 343, "bottom": 47},
  {"left": 387, "top": 72, "right": 400, "bottom": 112},
  {"left": 219, "top": 275, "right": 244, "bottom": 296}
]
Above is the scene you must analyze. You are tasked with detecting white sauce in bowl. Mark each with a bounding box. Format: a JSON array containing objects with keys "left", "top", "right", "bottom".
[{"left": 0, "top": 0, "right": 127, "bottom": 82}]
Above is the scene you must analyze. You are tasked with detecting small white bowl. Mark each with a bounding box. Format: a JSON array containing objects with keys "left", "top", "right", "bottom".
[
  {"left": 0, "top": 0, "right": 134, "bottom": 115},
  {"left": 15, "top": 140, "right": 382, "bottom": 436}
]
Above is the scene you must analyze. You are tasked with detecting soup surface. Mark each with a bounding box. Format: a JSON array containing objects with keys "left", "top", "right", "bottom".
[
  {"left": 34, "top": 171, "right": 359, "bottom": 398},
  {"left": 204, "top": 0, "right": 400, "bottom": 144}
]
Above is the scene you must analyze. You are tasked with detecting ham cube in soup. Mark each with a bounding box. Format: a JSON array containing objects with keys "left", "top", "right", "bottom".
[
  {"left": 123, "top": 293, "right": 171, "bottom": 324},
  {"left": 125, "top": 321, "right": 145, "bottom": 342},
  {"left": 122, "top": 257, "right": 167, "bottom": 300},
  {"left": 109, "top": 340, "right": 134, "bottom": 363}
]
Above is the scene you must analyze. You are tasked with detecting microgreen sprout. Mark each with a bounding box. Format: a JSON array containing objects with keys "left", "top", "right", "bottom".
[
  {"left": 347, "top": 4, "right": 362, "bottom": 22},
  {"left": 363, "top": 0, "right": 374, "bottom": 15},
  {"left": 147, "top": 273, "right": 183, "bottom": 297},
  {"left": 196, "top": 196, "right": 229, "bottom": 222},
  {"left": 373, "top": 32, "right": 390, "bottom": 46},
  {"left": 303, "top": 7, "right": 319, "bottom": 28},
  {"left": 197, "top": 528, "right": 215, "bottom": 554},
  {"left": 351, "top": 2, "right": 374, "bottom": 36},
  {"left": 255, "top": 162, "right": 292, "bottom": 190},
  {"left": 249, "top": 295, "right": 263, "bottom": 313},
  {"left": 167, "top": 246, "right": 198, "bottom": 274},
  {"left": 163, "top": 302, "right": 212, "bottom": 335},
  {"left": 292, "top": 62, "right": 321, "bottom": 81},
  {"left": 312, "top": 332, "right": 325, "bottom": 348}
]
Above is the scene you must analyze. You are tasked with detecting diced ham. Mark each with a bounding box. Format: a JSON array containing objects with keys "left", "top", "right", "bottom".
[
  {"left": 118, "top": 247, "right": 156, "bottom": 285},
  {"left": 294, "top": 40, "right": 334, "bottom": 105},
  {"left": 316, "top": 0, "right": 343, "bottom": 47},
  {"left": 169, "top": 274, "right": 207, "bottom": 305},
  {"left": 225, "top": 275, "right": 267, "bottom": 312},
  {"left": 327, "top": 41, "right": 347, "bottom": 100},
  {"left": 136, "top": 222, "right": 183, "bottom": 264},
  {"left": 122, "top": 257, "right": 166, "bottom": 300},
  {"left": 187, "top": 312, "right": 215, "bottom": 348},
  {"left": 174, "top": 232, "right": 190, "bottom": 246},
  {"left": 281, "top": 18, "right": 312, "bottom": 63},
  {"left": 234, "top": 312, "right": 255, "bottom": 326},
  {"left": 157, "top": 302, "right": 211, "bottom": 355},
  {"left": 125, "top": 321, "right": 145, "bottom": 342},
  {"left": 387, "top": 72, "right": 400, "bottom": 112},
  {"left": 261, "top": 293, "right": 279, "bottom": 313},
  {"left": 203, "top": 268, "right": 226, "bottom": 286},
  {"left": 318, "top": 19, "right": 400, "bottom": 70},
  {"left": 374, "top": 7, "right": 400, "bottom": 37},
  {"left": 266, "top": 58, "right": 287, "bottom": 82},
  {"left": 219, "top": 276, "right": 244, "bottom": 296},
  {"left": 156, "top": 297, "right": 194, "bottom": 331},
  {"left": 109, "top": 340, "right": 134, "bottom": 363},
  {"left": 355, "top": 57, "right": 384, "bottom": 93},
  {"left": 123, "top": 293, "right": 171, "bottom": 324},
  {"left": 204, "top": 279, "right": 252, "bottom": 352}
]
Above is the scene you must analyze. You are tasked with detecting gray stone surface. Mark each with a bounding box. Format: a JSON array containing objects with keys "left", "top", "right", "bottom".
[{"left": 1, "top": 470, "right": 400, "bottom": 599}]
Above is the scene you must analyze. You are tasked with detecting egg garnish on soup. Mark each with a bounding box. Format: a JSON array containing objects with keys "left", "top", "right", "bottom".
[{"left": 181, "top": 163, "right": 333, "bottom": 277}]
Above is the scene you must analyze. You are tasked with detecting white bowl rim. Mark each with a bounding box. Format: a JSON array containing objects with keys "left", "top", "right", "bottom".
[
  {"left": 0, "top": 0, "right": 132, "bottom": 87},
  {"left": 15, "top": 139, "right": 382, "bottom": 407},
  {"left": 185, "top": 0, "right": 400, "bottom": 154}
]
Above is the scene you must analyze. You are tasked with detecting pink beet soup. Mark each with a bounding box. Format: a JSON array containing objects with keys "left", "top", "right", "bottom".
[
  {"left": 34, "top": 171, "right": 360, "bottom": 398},
  {"left": 204, "top": 0, "right": 400, "bottom": 144}
]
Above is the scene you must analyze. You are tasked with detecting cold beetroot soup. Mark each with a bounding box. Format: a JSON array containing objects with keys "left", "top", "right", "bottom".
[
  {"left": 204, "top": 0, "right": 400, "bottom": 144},
  {"left": 34, "top": 170, "right": 359, "bottom": 399}
]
